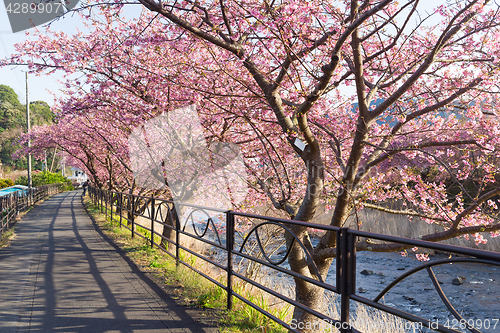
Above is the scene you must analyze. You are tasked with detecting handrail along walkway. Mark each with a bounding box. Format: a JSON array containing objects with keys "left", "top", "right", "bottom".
[
  {"left": 0, "top": 183, "right": 69, "bottom": 235},
  {"left": 90, "top": 185, "right": 500, "bottom": 333}
]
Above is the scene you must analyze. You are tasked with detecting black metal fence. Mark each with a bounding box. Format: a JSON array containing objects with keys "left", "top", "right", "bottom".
[
  {"left": 0, "top": 183, "right": 70, "bottom": 235},
  {"left": 90, "top": 185, "right": 500, "bottom": 333}
]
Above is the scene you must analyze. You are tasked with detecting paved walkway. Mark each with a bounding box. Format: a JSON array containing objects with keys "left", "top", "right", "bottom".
[{"left": 0, "top": 191, "right": 218, "bottom": 333}]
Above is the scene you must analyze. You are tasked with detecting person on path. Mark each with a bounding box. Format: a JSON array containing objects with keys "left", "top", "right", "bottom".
[{"left": 82, "top": 180, "right": 89, "bottom": 196}]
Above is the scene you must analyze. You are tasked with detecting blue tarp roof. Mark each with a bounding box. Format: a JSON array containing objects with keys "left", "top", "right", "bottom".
[{"left": 0, "top": 185, "right": 29, "bottom": 197}]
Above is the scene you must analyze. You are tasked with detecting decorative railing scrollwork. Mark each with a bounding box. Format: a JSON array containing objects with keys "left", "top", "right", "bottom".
[
  {"left": 91, "top": 185, "right": 500, "bottom": 333},
  {"left": 238, "top": 221, "right": 324, "bottom": 284},
  {"left": 371, "top": 258, "right": 500, "bottom": 333},
  {"left": 182, "top": 208, "right": 223, "bottom": 246}
]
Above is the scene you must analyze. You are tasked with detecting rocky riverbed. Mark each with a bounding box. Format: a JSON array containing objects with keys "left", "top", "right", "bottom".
[
  {"left": 341, "top": 251, "right": 499, "bottom": 332},
  {"left": 254, "top": 250, "right": 499, "bottom": 332},
  {"left": 174, "top": 219, "right": 500, "bottom": 332}
]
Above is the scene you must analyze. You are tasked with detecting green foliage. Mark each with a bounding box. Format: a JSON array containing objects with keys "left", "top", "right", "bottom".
[
  {"left": 14, "top": 176, "right": 27, "bottom": 185},
  {"left": 0, "top": 85, "right": 53, "bottom": 129},
  {"left": 0, "top": 85, "right": 22, "bottom": 110},
  {"left": 0, "top": 101, "right": 23, "bottom": 129},
  {"left": 0, "top": 178, "right": 14, "bottom": 189},
  {"left": 148, "top": 255, "right": 162, "bottom": 268},
  {"left": 0, "top": 84, "right": 55, "bottom": 168},
  {"left": 15, "top": 171, "right": 69, "bottom": 186},
  {"left": 29, "top": 101, "right": 54, "bottom": 126}
]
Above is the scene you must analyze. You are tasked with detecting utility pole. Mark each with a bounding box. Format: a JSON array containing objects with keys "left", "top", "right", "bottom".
[{"left": 26, "top": 72, "right": 32, "bottom": 188}]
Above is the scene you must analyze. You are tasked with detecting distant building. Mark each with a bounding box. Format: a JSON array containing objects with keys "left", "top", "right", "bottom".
[{"left": 67, "top": 167, "right": 88, "bottom": 186}]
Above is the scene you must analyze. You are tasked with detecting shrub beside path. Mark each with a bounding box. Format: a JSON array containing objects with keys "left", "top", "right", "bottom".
[{"left": 0, "top": 190, "right": 218, "bottom": 333}]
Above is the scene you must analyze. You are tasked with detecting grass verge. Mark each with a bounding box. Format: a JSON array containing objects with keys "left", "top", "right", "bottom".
[
  {"left": 83, "top": 197, "right": 289, "bottom": 333},
  {"left": 0, "top": 227, "right": 16, "bottom": 248}
]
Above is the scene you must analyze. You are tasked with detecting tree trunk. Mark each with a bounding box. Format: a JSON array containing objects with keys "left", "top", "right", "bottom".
[
  {"left": 49, "top": 147, "right": 57, "bottom": 173},
  {"left": 287, "top": 229, "right": 334, "bottom": 332},
  {"left": 161, "top": 203, "right": 178, "bottom": 251},
  {"left": 291, "top": 280, "right": 328, "bottom": 333}
]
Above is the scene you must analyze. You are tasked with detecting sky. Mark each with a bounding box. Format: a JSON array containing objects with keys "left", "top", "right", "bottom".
[
  {"left": 0, "top": 8, "right": 82, "bottom": 104},
  {"left": 0, "top": 3, "right": 143, "bottom": 105}
]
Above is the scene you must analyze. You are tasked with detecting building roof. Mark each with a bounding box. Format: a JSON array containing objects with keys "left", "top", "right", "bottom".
[{"left": 0, "top": 185, "right": 29, "bottom": 197}]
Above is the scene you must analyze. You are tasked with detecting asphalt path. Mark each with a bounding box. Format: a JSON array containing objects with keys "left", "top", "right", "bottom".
[{"left": 0, "top": 191, "right": 217, "bottom": 333}]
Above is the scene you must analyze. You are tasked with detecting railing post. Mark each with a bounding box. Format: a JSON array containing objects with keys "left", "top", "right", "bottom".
[
  {"left": 110, "top": 192, "right": 113, "bottom": 222},
  {"left": 0, "top": 199, "right": 3, "bottom": 233},
  {"left": 338, "top": 227, "right": 354, "bottom": 333},
  {"left": 1, "top": 198, "right": 4, "bottom": 234},
  {"left": 175, "top": 205, "right": 180, "bottom": 266},
  {"left": 348, "top": 232, "right": 356, "bottom": 297},
  {"left": 131, "top": 195, "right": 135, "bottom": 238},
  {"left": 5, "top": 196, "right": 10, "bottom": 228},
  {"left": 150, "top": 199, "right": 155, "bottom": 248},
  {"left": 104, "top": 191, "right": 108, "bottom": 218},
  {"left": 119, "top": 192, "right": 123, "bottom": 228},
  {"left": 226, "top": 211, "right": 234, "bottom": 310}
]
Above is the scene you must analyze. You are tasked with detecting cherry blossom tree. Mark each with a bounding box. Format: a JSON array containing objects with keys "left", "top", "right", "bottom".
[
  {"left": 16, "top": 111, "right": 132, "bottom": 189},
  {"left": 7, "top": 10, "right": 292, "bottom": 204},
  {"left": 131, "top": 0, "right": 500, "bottom": 326},
  {"left": 4, "top": 0, "right": 500, "bottom": 329}
]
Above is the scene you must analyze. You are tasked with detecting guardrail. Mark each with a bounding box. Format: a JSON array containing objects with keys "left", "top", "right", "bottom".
[
  {"left": 0, "top": 183, "right": 70, "bottom": 235},
  {"left": 90, "top": 185, "right": 500, "bottom": 333}
]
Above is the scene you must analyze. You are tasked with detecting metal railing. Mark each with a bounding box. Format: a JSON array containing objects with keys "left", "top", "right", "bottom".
[
  {"left": 90, "top": 186, "right": 500, "bottom": 333},
  {"left": 0, "top": 183, "right": 69, "bottom": 235}
]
